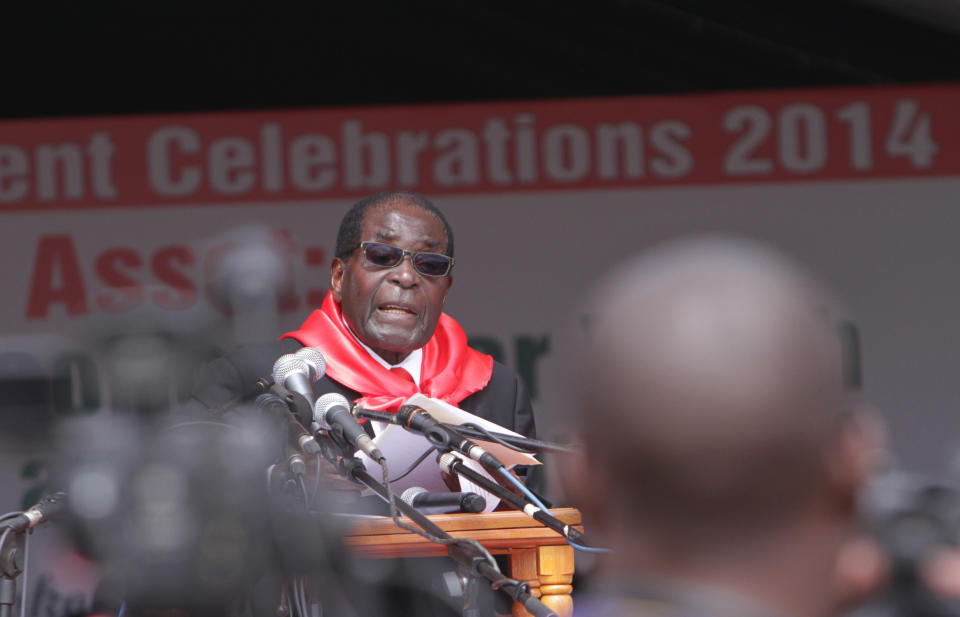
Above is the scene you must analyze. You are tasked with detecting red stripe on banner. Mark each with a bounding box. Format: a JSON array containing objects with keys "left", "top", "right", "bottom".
[{"left": 0, "top": 83, "right": 958, "bottom": 211}]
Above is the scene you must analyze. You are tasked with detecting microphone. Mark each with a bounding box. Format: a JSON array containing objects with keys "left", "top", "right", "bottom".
[
  {"left": 355, "top": 407, "right": 576, "bottom": 455},
  {"left": 314, "top": 393, "right": 385, "bottom": 463},
  {"left": 295, "top": 347, "right": 327, "bottom": 381},
  {"left": 1, "top": 492, "right": 68, "bottom": 533},
  {"left": 400, "top": 486, "right": 486, "bottom": 515},
  {"left": 438, "top": 452, "right": 586, "bottom": 544},
  {"left": 394, "top": 404, "right": 503, "bottom": 469},
  {"left": 272, "top": 355, "right": 316, "bottom": 411},
  {"left": 257, "top": 393, "right": 321, "bottom": 460}
]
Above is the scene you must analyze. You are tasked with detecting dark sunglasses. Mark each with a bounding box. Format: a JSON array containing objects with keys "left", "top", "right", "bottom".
[{"left": 358, "top": 241, "right": 455, "bottom": 277}]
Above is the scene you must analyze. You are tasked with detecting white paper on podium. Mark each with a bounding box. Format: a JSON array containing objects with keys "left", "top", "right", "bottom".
[{"left": 359, "top": 394, "right": 541, "bottom": 513}]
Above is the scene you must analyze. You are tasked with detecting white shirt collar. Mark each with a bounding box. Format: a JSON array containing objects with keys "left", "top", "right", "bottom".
[{"left": 341, "top": 313, "right": 422, "bottom": 387}]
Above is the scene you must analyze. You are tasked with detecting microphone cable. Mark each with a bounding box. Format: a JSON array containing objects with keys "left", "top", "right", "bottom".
[
  {"left": 19, "top": 530, "right": 29, "bottom": 617},
  {"left": 455, "top": 422, "right": 537, "bottom": 454},
  {"left": 295, "top": 475, "right": 310, "bottom": 513},
  {"left": 293, "top": 577, "right": 310, "bottom": 617},
  {"left": 387, "top": 446, "right": 437, "bottom": 484},
  {"left": 377, "top": 458, "right": 508, "bottom": 578},
  {"left": 310, "top": 452, "right": 324, "bottom": 512},
  {"left": 0, "top": 526, "right": 12, "bottom": 617},
  {"left": 0, "top": 526, "right": 12, "bottom": 563}
]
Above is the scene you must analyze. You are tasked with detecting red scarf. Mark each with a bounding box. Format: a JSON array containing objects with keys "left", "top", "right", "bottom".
[{"left": 281, "top": 291, "right": 493, "bottom": 412}]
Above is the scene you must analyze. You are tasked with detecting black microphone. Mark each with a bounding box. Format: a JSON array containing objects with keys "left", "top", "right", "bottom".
[
  {"left": 355, "top": 407, "right": 575, "bottom": 455},
  {"left": 400, "top": 486, "right": 486, "bottom": 515},
  {"left": 1, "top": 492, "right": 68, "bottom": 533},
  {"left": 272, "top": 354, "right": 316, "bottom": 411},
  {"left": 314, "top": 393, "right": 385, "bottom": 463},
  {"left": 395, "top": 405, "right": 503, "bottom": 469},
  {"left": 256, "top": 393, "right": 321, "bottom": 460}
]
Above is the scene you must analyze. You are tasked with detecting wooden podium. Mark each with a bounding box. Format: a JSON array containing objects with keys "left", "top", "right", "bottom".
[{"left": 344, "top": 507, "right": 582, "bottom": 617}]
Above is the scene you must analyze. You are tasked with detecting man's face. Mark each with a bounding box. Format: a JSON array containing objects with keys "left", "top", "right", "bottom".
[{"left": 331, "top": 201, "right": 453, "bottom": 364}]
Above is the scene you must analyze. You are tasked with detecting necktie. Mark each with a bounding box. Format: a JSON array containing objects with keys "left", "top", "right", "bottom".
[
  {"left": 390, "top": 366, "right": 416, "bottom": 387},
  {"left": 362, "top": 366, "right": 417, "bottom": 438}
]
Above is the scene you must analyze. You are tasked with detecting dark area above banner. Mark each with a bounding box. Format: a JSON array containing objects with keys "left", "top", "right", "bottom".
[{"left": 2, "top": 0, "right": 960, "bottom": 119}]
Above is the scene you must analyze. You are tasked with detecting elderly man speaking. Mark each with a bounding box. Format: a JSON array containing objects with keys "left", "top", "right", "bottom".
[
  {"left": 183, "top": 191, "right": 539, "bottom": 617},
  {"left": 190, "top": 190, "right": 536, "bottom": 439}
]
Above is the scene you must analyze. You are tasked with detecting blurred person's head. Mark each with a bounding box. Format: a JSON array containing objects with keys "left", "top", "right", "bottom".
[
  {"left": 564, "top": 236, "right": 877, "bottom": 617},
  {"left": 331, "top": 192, "right": 455, "bottom": 365}
]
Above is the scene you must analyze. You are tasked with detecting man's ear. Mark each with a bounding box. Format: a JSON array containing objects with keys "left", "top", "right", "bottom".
[
  {"left": 331, "top": 258, "right": 345, "bottom": 302},
  {"left": 826, "top": 407, "right": 887, "bottom": 515}
]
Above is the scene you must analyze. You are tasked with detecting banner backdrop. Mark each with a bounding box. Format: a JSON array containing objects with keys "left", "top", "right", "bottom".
[{"left": 2, "top": 84, "right": 960, "bottom": 613}]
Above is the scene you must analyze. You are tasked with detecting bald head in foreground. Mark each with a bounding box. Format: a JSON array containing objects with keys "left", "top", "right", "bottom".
[{"left": 566, "top": 238, "right": 876, "bottom": 617}]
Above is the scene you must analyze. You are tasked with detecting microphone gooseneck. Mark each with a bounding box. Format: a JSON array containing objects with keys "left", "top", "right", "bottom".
[{"left": 256, "top": 393, "right": 321, "bottom": 458}]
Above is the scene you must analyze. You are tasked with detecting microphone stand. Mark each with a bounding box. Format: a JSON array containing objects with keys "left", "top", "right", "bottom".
[
  {"left": 0, "top": 531, "right": 22, "bottom": 617},
  {"left": 438, "top": 453, "right": 586, "bottom": 545},
  {"left": 256, "top": 378, "right": 314, "bottom": 427},
  {"left": 312, "top": 431, "right": 557, "bottom": 617},
  {"left": 0, "top": 523, "right": 29, "bottom": 617},
  {"left": 437, "top": 424, "right": 577, "bottom": 455}
]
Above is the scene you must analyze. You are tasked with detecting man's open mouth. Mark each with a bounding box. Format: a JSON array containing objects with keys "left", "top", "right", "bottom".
[{"left": 378, "top": 304, "right": 417, "bottom": 316}]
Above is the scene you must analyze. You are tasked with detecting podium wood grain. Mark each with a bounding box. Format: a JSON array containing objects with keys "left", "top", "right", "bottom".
[{"left": 344, "top": 507, "right": 581, "bottom": 617}]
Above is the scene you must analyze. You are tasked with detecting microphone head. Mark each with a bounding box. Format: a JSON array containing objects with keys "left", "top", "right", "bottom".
[
  {"left": 29, "top": 491, "right": 68, "bottom": 522},
  {"left": 294, "top": 347, "right": 326, "bottom": 381},
  {"left": 272, "top": 354, "right": 309, "bottom": 383},
  {"left": 460, "top": 492, "right": 486, "bottom": 513},
  {"left": 400, "top": 486, "right": 427, "bottom": 506},
  {"left": 396, "top": 404, "right": 424, "bottom": 426},
  {"left": 313, "top": 392, "right": 351, "bottom": 428}
]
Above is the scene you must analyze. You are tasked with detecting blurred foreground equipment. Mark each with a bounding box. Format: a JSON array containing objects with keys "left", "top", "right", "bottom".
[
  {"left": 856, "top": 471, "right": 960, "bottom": 617},
  {"left": 51, "top": 409, "right": 346, "bottom": 617}
]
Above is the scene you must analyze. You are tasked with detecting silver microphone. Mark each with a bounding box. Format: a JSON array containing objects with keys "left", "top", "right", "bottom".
[
  {"left": 272, "top": 354, "right": 316, "bottom": 406},
  {"left": 314, "top": 393, "right": 384, "bottom": 463},
  {"left": 295, "top": 347, "right": 327, "bottom": 381}
]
